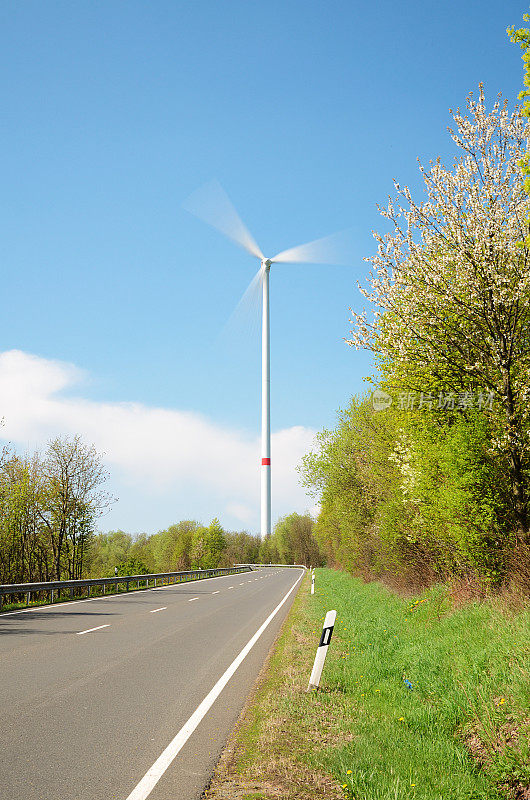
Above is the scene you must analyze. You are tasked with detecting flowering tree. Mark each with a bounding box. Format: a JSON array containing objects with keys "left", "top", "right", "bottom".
[{"left": 347, "top": 88, "right": 530, "bottom": 541}]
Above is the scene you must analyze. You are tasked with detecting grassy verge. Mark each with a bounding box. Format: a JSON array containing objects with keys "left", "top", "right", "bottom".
[{"left": 204, "top": 568, "right": 530, "bottom": 800}]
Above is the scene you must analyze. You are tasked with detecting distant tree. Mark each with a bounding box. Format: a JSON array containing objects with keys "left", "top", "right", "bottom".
[
  {"left": 271, "top": 513, "right": 323, "bottom": 567},
  {"left": 38, "top": 436, "right": 114, "bottom": 579},
  {"left": 258, "top": 534, "right": 279, "bottom": 564},
  {"left": 0, "top": 450, "right": 49, "bottom": 583},
  {"left": 168, "top": 520, "right": 200, "bottom": 570},
  {"left": 190, "top": 518, "right": 226, "bottom": 569},
  {"left": 116, "top": 557, "right": 149, "bottom": 576},
  {"left": 90, "top": 530, "right": 133, "bottom": 576},
  {"left": 129, "top": 533, "right": 156, "bottom": 573},
  {"left": 190, "top": 526, "right": 208, "bottom": 568},
  {"left": 221, "top": 531, "right": 261, "bottom": 566}
]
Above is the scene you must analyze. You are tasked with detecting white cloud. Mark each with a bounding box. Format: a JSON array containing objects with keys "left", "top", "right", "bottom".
[
  {"left": 225, "top": 502, "right": 254, "bottom": 524},
  {"left": 0, "top": 350, "right": 317, "bottom": 534}
]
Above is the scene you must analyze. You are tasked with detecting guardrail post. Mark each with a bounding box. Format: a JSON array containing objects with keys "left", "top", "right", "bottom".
[
  {"left": 126, "top": 580, "right": 130, "bottom": 591},
  {"left": 102, "top": 583, "right": 106, "bottom": 594},
  {"left": 50, "top": 589, "right": 54, "bottom": 604}
]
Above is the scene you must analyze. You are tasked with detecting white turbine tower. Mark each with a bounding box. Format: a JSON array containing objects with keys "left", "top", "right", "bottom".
[{"left": 184, "top": 180, "right": 350, "bottom": 538}]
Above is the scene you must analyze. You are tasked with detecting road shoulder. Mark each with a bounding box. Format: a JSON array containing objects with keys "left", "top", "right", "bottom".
[{"left": 202, "top": 571, "right": 343, "bottom": 800}]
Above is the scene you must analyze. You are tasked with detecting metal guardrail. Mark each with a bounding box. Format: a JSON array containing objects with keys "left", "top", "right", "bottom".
[
  {"left": 0, "top": 566, "right": 252, "bottom": 611},
  {"left": 235, "top": 563, "right": 307, "bottom": 569}
]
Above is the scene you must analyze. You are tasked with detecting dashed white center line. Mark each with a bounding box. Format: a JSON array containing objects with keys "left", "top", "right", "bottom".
[
  {"left": 212, "top": 591, "right": 220, "bottom": 595},
  {"left": 76, "top": 624, "right": 110, "bottom": 636},
  {"left": 228, "top": 586, "right": 234, "bottom": 589},
  {"left": 239, "top": 583, "right": 245, "bottom": 585},
  {"left": 188, "top": 597, "right": 199, "bottom": 602},
  {"left": 150, "top": 607, "right": 167, "bottom": 614}
]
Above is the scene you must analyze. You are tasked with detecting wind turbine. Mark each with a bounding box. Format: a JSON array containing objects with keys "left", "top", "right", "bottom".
[{"left": 183, "top": 180, "right": 350, "bottom": 539}]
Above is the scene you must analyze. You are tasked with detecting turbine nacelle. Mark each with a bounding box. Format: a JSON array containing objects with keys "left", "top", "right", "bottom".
[{"left": 261, "top": 258, "right": 272, "bottom": 271}]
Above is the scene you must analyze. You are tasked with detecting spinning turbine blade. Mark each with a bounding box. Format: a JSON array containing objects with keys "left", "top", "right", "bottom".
[
  {"left": 183, "top": 179, "right": 264, "bottom": 260},
  {"left": 271, "top": 228, "right": 354, "bottom": 266},
  {"left": 220, "top": 265, "right": 264, "bottom": 343}
]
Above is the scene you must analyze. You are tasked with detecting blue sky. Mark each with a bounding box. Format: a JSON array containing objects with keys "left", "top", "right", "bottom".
[{"left": 0, "top": 0, "right": 526, "bottom": 534}]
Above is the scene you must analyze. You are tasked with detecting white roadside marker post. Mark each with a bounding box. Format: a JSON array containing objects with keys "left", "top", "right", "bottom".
[
  {"left": 307, "top": 609, "right": 336, "bottom": 692},
  {"left": 311, "top": 570, "right": 315, "bottom": 595}
]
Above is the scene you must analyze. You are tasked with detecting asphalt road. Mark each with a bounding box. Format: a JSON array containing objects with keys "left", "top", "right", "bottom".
[{"left": 0, "top": 566, "right": 304, "bottom": 800}]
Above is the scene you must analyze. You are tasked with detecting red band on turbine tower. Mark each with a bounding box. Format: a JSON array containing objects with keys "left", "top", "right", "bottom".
[{"left": 262, "top": 458, "right": 271, "bottom": 466}]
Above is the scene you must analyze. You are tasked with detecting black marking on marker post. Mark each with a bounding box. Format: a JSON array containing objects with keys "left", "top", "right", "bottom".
[{"left": 319, "top": 625, "right": 334, "bottom": 647}]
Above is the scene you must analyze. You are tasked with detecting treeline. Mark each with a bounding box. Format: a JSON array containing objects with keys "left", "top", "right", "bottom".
[
  {"left": 91, "top": 512, "right": 323, "bottom": 578},
  {"left": 0, "top": 436, "right": 112, "bottom": 584},
  {"left": 301, "top": 90, "right": 530, "bottom": 592},
  {"left": 0, "top": 428, "right": 323, "bottom": 584},
  {"left": 301, "top": 397, "right": 518, "bottom": 588}
]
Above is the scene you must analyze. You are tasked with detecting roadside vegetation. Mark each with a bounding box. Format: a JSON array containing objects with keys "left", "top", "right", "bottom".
[
  {"left": 205, "top": 569, "right": 530, "bottom": 800},
  {"left": 0, "top": 435, "right": 323, "bottom": 590},
  {"left": 300, "top": 73, "right": 530, "bottom": 596},
  {"left": 90, "top": 510, "right": 323, "bottom": 578}
]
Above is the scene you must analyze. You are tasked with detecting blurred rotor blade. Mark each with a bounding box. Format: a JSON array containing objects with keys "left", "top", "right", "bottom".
[
  {"left": 271, "top": 228, "right": 354, "bottom": 266},
  {"left": 183, "top": 179, "right": 264, "bottom": 260},
  {"left": 220, "top": 265, "right": 264, "bottom": 343}
]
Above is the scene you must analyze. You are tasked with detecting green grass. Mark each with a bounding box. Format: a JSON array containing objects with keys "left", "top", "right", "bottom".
[
  {"left": 312, "top": 570, "right": 530, "bottom": 799},
  {"left": 208, "top": 569, "right": 530, "bottom": 800}
]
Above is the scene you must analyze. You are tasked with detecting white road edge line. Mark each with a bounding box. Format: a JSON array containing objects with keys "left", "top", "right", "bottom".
[
  {"left": 125, "top": 569, "right": 304, "bottom": 800},
  {"left": 150, "top": 607, "right": 167, "bottom": 614},
  {"left": 76, "top": 624, "right": 110, "bottom": 635}
]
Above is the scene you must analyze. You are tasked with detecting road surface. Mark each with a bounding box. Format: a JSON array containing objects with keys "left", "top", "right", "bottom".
[{"left": 0, "top": 566, "right": 303, "bottom": 800}]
